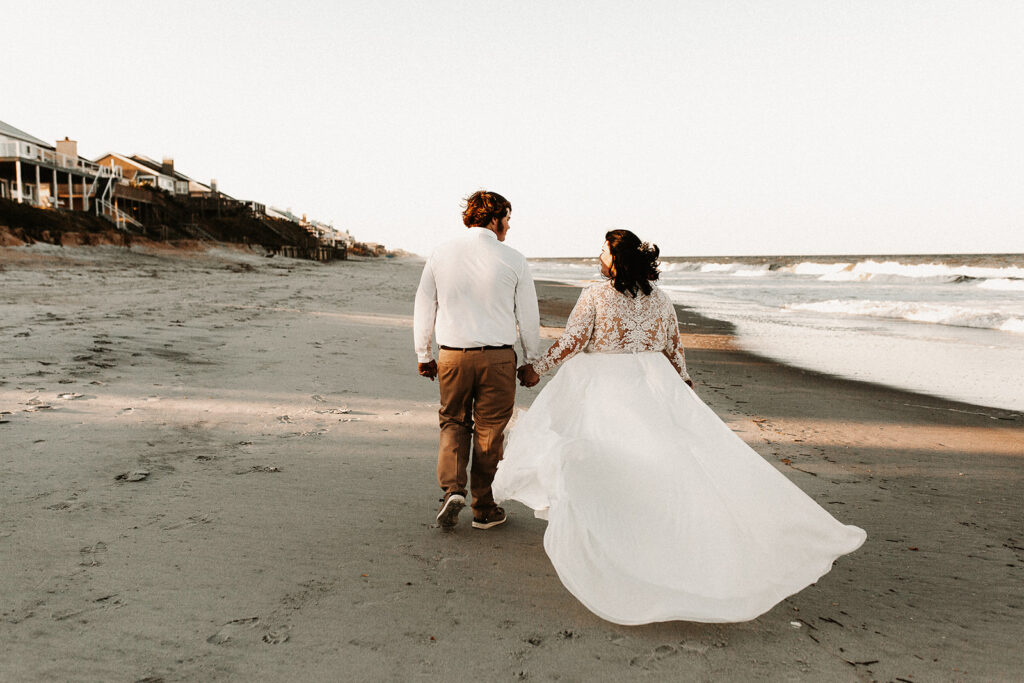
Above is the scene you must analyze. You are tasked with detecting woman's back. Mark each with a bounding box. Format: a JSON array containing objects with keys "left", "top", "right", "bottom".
[{"left": 532, "top": 281, "right": 689, "bottom": 379}]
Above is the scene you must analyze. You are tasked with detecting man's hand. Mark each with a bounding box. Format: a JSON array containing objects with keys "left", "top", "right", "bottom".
[
  {"left": 517, "top": 364, "right": 540, "bottom": 388},
  {"left": 418, "top": 360, "right": 438, "bottom": 381}
]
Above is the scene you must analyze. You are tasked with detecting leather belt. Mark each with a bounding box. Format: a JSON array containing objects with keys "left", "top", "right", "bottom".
[{"left": 439, "top": 344, "right": 513, "bottom": 351}]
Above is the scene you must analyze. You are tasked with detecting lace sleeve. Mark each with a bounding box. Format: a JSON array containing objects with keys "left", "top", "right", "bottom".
[
  {"left": 532, "top": 286, "right": 596, "bottom": 375},
  {"left": 661, "top": 294, "right": 691, "bottom": 382}
]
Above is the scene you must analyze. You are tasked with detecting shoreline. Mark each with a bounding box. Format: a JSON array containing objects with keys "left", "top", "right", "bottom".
[{"left": 536, "top": 279, "right": 1022, "bottom": 422}]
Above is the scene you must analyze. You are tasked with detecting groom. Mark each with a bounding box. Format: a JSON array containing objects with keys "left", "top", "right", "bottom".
[{"left": 414, "top": 190, "right": 540, "bottom": 530}]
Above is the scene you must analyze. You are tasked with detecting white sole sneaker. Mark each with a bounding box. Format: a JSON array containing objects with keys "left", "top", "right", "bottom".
[
  {"left": 472, "top": 515, "right": 507, "bottom": 530},
  {"left": 436, "top": 494, "right": 465, "bottom": 527}
]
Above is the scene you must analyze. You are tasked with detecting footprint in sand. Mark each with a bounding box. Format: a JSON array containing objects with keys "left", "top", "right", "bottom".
[
  {"left": 236, "top": 465, "right": 281, "bottom": 474},
  {"left": 628, "top": 644, "right": 682, "bottom": 669},
  {"left": 262, "top": 626, "right": 291, "bottom": 645},
  {"left": 207, "top": 617, "right": 260, "bottom": 645},
  {"left": 314, "top": 406, "right": 350, "bottom": 415},
  {"left": 161, "top": 514, "right": 213, "bottom": 531},
  {"left": 79, "top": 541, "right": 108, "bottom": 567}
]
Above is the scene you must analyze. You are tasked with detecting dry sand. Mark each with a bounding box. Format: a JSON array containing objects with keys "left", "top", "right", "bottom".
[{"left": 1, "top": 244, "right": 1022, "bottom": 682}]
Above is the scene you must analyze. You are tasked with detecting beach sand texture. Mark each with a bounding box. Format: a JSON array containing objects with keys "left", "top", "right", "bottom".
[{"left": 1, "top": 245, "right": 1022, "bottom": 681}]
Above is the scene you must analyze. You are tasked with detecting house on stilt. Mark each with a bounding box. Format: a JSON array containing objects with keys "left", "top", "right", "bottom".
[{"left": 0, "top": 119, "right": 136, "bottom": 229}]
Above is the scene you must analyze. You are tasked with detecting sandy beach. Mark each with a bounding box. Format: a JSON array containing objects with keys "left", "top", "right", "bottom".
[{"left": 1, "top": 245, "right": 1022, "bottom": 682}]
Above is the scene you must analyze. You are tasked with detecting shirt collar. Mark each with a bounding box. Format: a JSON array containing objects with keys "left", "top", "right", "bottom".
[{"left": 467, "top": 227, "right": 498, "bottom": 240}]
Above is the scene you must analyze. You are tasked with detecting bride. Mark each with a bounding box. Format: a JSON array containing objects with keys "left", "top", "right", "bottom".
[{"left": 493, "top": 229, "right": 866, "bottom": 625}]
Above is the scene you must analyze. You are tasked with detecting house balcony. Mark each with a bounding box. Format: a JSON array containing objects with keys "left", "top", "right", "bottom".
[{"left": 0, "top": 140, "right": 122, "bottom": 179}]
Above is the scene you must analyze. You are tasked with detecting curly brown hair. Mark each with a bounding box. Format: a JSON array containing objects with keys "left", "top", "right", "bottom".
[
  {"left": 605, "top": 229, "right": 660, "bottom": 297},
  {"left": 462, "top": 191, "right": 511, "bottom": 228}
]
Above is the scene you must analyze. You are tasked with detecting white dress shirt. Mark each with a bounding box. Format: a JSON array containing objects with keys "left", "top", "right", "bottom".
[{"left": 414, "top": 227, "right": 541, "bottom": 363}]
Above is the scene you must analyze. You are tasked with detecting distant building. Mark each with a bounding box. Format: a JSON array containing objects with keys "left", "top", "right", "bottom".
[
  {"left": 93, "top": 153, "right": 178, "bottom": 193},
  {"left": 267, "top": 206, "right": 301, "bottom": 223},
  {"left": 129, "top": 155, "right": 213, "bottom": 197},
  {"left": 2, "top": 118, "right": 362, "bottom": 256},
  {"left": 268, "top": 206, "right": 352, "bottom": 246},
  {"left": 0, "top": 120, "right": 121, "bottom": 214},
  {"left": 307, "top": 218, "right": 352, "bottom": 245}
]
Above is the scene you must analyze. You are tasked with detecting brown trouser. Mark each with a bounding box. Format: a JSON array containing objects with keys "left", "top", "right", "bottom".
[{"left": 436, "top": 347, "right": 516, "bottom": 513}]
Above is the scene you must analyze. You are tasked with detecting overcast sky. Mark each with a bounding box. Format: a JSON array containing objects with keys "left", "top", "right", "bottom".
[{"left": 6, "top": 1, "right": 1023, "bottom": 257}]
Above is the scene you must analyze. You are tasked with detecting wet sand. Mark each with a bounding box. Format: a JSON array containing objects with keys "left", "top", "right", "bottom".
[{"left": 1, "top": 245, "right": 1021, "bottom": 681}]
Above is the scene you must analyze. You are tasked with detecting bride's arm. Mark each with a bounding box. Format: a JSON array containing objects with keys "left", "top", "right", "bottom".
[
  {"left": 661, "top": 294, "right": 693, "bottom": 386},
  {"left": 531, "top": 286, "right": 597, "bottom": 376}
]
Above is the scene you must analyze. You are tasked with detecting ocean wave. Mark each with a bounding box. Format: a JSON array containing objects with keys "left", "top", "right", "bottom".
[
  {"left": 659, "top": 262, "right": 706, "bottom": 273},
  {"left": 699, "top": 263, "right": 740, "bottom": 273},
  {"left": 787, "top": 299, "right": 1023, "bottom": 333},
  {"left": 789, "top": 262, "right": 852, "bottom": 276},
  {"left": 978, "top": 278, "right": 1024, "bottom": 291},
  {"left": 694, "top": 262, "right": 771, "bottom": 277},
  {"left": 817, "top": 260, "right": 1024, "bottom": 283}
]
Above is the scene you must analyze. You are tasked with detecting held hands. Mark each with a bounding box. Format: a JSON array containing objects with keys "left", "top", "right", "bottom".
[
  {"left": 517, "top": 364, "right": 540, "bottom": 388},
  {"left": 418, "top": 360, "right": 438, "bottom": 381},
  {"left": 420, "top": 360, "right": 541, "bottom": 387}
]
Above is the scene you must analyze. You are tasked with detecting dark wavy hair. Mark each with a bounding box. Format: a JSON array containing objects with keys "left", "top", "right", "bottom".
[
  {"left": 605, "top": 229, "right": 660, "bottom": 297},
  {"left": 462, "top": 190, "right": 511, "bottom": 228}
]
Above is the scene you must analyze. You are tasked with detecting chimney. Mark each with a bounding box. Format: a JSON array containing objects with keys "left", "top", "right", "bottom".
[
  {"left": 161, "top": 157, "right": 174, "bottom": 175},
  {"left": 210, "top": 179, "right": 218, "bottom": 194},
  {"left": 56, "top": 136, "right": 78, "bottom": 160}
]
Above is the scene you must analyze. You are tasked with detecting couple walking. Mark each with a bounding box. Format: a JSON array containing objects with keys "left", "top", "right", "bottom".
[{"left": 413, "top": 190, "right": 865, "bottom": 625}]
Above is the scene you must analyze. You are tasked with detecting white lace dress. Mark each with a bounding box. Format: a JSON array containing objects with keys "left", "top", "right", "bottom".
[{"left": 492, "top": 281, "right": 866, "bottom": 624}]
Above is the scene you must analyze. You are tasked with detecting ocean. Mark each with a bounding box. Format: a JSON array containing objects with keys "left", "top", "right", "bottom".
[{"left": 528, "top": 254, "right": 1024, "bottom": 413}]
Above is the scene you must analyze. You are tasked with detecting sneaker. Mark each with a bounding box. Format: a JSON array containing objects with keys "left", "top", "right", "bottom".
[
  {"left": 472, "top": 506, "right": 507, "bottom": 530},
  {"left": 436, "top": 493, "right": 466, "bottom": 528}
]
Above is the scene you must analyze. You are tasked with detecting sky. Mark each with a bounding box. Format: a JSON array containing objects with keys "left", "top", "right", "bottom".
[{"left": 5, "top": 1, "right": 1023, "bottom": 257}]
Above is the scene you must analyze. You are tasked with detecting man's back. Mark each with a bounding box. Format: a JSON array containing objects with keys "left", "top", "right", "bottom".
[
  {"left": 427, "top": 227, "right": 528, "bottom": 349},
  {"left": 415, "top": 226, "right": 539, "bottom": 357}
]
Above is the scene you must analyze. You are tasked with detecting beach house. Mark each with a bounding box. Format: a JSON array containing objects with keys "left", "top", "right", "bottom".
[
  {"left": 3, "top": 119, "right": 350, "bottom": 259},
  {"left": 0, "top": 120, "right": 122, "bottom": 218},
  {"left": 93, "top": 153, "right": 180, "bottom": 194}
]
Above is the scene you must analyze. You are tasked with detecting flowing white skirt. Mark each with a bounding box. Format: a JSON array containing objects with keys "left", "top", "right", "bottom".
[{"left": 492, "top": 351, "right": 866, "bottom": 625}]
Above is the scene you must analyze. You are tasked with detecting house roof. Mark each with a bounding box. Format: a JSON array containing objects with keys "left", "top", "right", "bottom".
[
  {"left": 130, "top": 154, "right": 197, "bottom": 183},
  {"left": 96, "top": 152, "right": 167, "bottom": 176},
  {"left": 130, "top": 154, "right": 173, "bottom": 174},
  {"left": 129, "top": 155, "right": 218, "bottom": 193},
  {"left": 0, "top": 120, "right": 54, "bottom": 148}
]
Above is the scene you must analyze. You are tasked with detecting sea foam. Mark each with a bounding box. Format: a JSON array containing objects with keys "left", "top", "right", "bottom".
[
  {"left": 787, "top": 299, "right": 1022, "bottom": 332},
  {"left": 978, "top": 278, "right": 1024, "bottom": 291},
  {"left": 817, "top": 260, "right": 1024, "bottom": 283}
]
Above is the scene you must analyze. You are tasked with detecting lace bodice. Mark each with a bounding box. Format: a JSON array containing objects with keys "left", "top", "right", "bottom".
[{"left": 533, "top": 282, "right": 690, "bottom": 380}]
